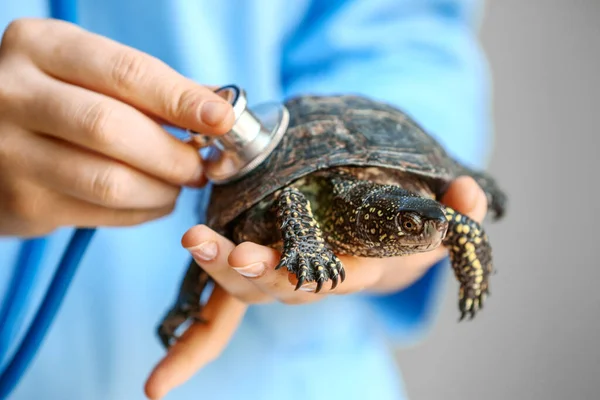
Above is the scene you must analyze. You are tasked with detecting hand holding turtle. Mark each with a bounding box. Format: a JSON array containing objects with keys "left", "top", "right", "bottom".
[
  {"left": 143, "top": 175, "right": 489, "bottom": 400},
  {"left": 186, "top": 175, "right": 488, "bottom": 301}
]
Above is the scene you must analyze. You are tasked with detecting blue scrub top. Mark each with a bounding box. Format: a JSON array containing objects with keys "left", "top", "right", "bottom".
[{"left": 0, "top": 1, "right": 491, "bottom": 399}]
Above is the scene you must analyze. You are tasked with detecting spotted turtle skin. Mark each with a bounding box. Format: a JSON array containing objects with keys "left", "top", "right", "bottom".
[{"left": 156, "top": 94, "right": 507, "bottom": 348}]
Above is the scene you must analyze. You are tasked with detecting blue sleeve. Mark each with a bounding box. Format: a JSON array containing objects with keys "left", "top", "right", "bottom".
[{"left": 280, "top": 0, "right": 492, "bottom": 342}]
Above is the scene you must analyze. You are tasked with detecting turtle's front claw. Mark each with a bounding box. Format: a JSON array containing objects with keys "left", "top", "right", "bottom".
[
  {"left": 276, "top": 241, "right": 344, "bottom": 293},
  {"left": 458, "top": 289, "right": 487, "bottom": 321},
  {"left": 274, "top": 186, "right": 346, "bottom": 292}
]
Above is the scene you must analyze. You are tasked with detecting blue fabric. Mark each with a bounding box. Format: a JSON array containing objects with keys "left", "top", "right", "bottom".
[{"left": 0, "top": 0, "right": 491, "bottom": 399}]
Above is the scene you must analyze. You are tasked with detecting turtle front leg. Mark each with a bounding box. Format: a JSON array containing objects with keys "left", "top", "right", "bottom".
[
  {"left": 443, "top": 207, "right": 493, "bottom": 320},
  {"left": 274, "top": 187, "right": 345, "bottom": 292}
]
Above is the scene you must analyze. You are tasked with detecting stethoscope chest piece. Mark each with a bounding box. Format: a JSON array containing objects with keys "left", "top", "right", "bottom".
[{"left": 187, "top": 85, "right": 289, "bottom": 184}]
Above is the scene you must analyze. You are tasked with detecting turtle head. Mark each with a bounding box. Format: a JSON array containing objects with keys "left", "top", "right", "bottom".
[{"left": 355, "top": 187, "right": 448, "bottom": 255}]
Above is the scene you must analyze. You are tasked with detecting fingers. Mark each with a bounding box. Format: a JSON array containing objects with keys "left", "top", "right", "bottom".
[
  {"left": 3, "top": 126, "right": 180, "bottom": 209},
  {"left": 227, "top": 242, "right": 324, "bottom": 305},
  {"left": 442, "top": 175, "right": 488, "bottom": 223},
  {"left": 9, "top": 18, "right": 234, "bottom": 134},
  {"left": 144, "top": 286, "right": 247, "bottom": 400},
  {"left": 179, "top": 176, "right": 490, "bottom": 305},
  {"left": 13, "top": 76, "right": 207, "bottom": 188},
  {"left": 0, "top": 179, "right": 173, "bottom": 236},
  {"left": 182, "top": 225, "right": 272, "bottom": 304}
]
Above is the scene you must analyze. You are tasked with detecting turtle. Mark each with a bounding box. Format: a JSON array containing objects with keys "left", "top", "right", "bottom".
[{"left": 157, "top": 94, "right": 507, "bottom": 348}]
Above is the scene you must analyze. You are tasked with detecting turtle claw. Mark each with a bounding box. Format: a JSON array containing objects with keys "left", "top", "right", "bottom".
[
  {"left": 330, "top": 275, "right": 339, "bottom": 290},
  {"left": 275, "top": 186, "right": 345, "bottom": 293},
  {"left": 458, "top": 289, "right": 488, "bottom": 321},
  {"left": 279, "top": 246, "right": 343, "bottom": 293},
  {"left": 295, "top": 276, "right": 306, "bottom": 291},
  {"left": 315, "top": 278, "right": 324, "bottom": 293}
]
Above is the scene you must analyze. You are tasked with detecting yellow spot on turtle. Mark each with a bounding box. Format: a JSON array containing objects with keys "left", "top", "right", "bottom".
[
  {"left": 364, "top": 214, "right": 369, "bottom": 220},
  {"left": 377, "top": 210, "right": 383, "bottom": 216},
  {"left": 458, "top": 237, "right": 467, "bottom": 245},
  {"left": 475, "top": 275, "right": 483, "bottom": 283},
  {"left": 445, "top": 214, "right": 453, "bottom": 221},
  {"left": 369, "top": 207, "right": 376, "bottom": 212},
  {"left": 455, "top": 215, "right": 462, "bottom": 222},
  {"left": 455, "top": 224, "right": 463, "bottom": 234},
  {"left": 472, "top": 260, "right": 482, "bottom": 270},
  {"left": 468, "top": 253, "right": 476, "bottom": 262},
  {"left": 371, "top": 229, "right": 376, "bottom": 234},
  {"left": 474, "top": 237, "right": 482, "bottom": 245},
  {"left": 462, "top": 225, "right": 470, "bottom": 234},
  {"left": 465, "top": 242, "right": 475, "bottom": 252},
  {"left": 379, "top": 234, "right": 387, "bottom": 241},
  {"left": 465, "top": 298, "right": 473, "bottom": 310}
]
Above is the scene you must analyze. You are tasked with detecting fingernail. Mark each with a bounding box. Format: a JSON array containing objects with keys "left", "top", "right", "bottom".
[
  {"left": 299, "top": 282, "right": 318, "bottom": 292},
  {"left": 187, "top": 241, "right": 217, "bottom": 261},
  {"left": 200, "top": 101, "right": 232, "bottom": 127},
  {"left": 232, "top": 262, "right": 265, "bottom": 278}
]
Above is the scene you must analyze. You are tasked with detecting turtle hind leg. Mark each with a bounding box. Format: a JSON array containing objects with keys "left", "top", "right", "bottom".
[
  {"left": 455, "top": 167, "right": 508, "bottom": 221},
  {"left": 156, "top": 259, "right": 212, "bottom": 348},
  {"left": 274, "top": 186, "right": 345, "bottom": 292},
  {"left": 442, "top": 207, "right": 493, "bottom": 320}
]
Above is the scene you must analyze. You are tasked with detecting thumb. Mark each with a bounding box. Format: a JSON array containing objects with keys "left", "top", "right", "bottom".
[
  {"left": 144, "top": 287, "right": 247, "bottom": 399},
  {"left": 441, "top": 176, "right": 488, "bottom": 223}
]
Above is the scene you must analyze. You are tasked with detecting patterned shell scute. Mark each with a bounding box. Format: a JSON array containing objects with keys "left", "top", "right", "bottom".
[{"left": 207, "top": 95, "right": 457, "bottom": 232}]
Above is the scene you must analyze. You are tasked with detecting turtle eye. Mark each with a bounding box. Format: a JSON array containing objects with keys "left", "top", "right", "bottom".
[{"left": 401, "top": 214, "right": 421, "bottom": 232}]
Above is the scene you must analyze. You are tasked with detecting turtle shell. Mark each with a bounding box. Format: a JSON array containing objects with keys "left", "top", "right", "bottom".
[{"left": 206, "top": 94, "right": 461, "bottom": 234}]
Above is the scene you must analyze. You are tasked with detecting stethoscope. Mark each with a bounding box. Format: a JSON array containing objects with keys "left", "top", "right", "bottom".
[{"left": 0, "top": 2, "right": 290, "bottom": 397}]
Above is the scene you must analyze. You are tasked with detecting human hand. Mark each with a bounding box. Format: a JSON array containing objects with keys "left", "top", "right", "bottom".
[
  {"left": 144, "top": 175, "right": 488, "bottom": 399},
  {"left": 0, "top": 18, "right": 234, "bottom": 236}
]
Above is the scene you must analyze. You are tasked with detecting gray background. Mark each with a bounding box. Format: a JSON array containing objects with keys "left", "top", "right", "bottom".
[{"left": 396, "top": 1, "right": 600, "bottom": 399}]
